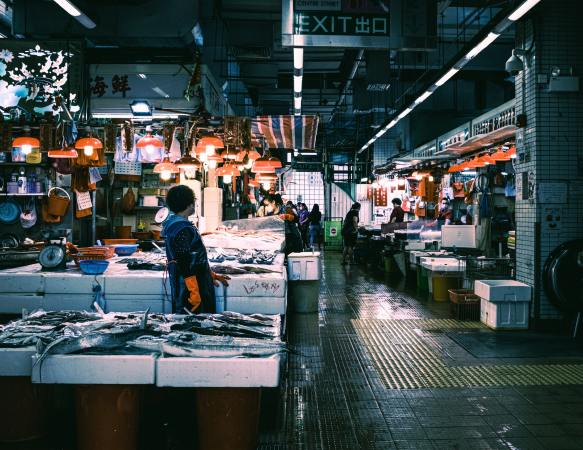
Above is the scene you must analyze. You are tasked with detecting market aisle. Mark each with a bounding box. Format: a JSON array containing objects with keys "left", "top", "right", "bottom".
[{"left": 258, "top": 253, "right": 583, "bottom": 450}]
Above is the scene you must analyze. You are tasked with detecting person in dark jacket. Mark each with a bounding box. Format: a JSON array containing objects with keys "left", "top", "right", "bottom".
[
  {"left": 280, "top": 205, "right": 303, "bottom": 255},
  {"left": 307, "top": 204, "right": 322, "bottom": 250},
  {"left": 162, "top": 185, "right": 229, "bottom": 313},
  {"left": 389, "top": 198, "right": 405, "bottom": 223},
  {"left": 341, "top": 202, "right": 361, "bottom": 265},
  {"left": 298, "top": 203, "right": 309, "bottom": 248}
]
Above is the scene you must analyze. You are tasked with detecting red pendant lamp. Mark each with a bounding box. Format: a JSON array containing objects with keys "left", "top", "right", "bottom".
[
  {"left": 252, "top": 155, "right": 282, "bottom": 173},
  {"left": 448, "top": 164, "right": 460, "bottom": 173},
  {"left": 137, "top": 126, "right": 163, "bottom": 155},
  {"left": 205, "top": 152, "right": 224, "bottom": 169},
  {"left": 153, "top": 155, "right": 179, "bottom": 181},
  {"left": 13, "top": 137, "right": 40, "bottom": 155},
  {"left": 248, "top": 178, "right": 260, "bottom": 188},
  {"left": 467, "top": 156, "right": 484, "bottom": 169},
  {"left": 506, "top": 146, "right": 517, "bottom": 159},
  {"left": 479, "top": 153, "right": 496, "bottom": 166},
  {"left": 196, "top": 136, "right": 224, "bottom": 156},
  {"left": 75, "top": 127, "right": 103, "bottom": 160}
]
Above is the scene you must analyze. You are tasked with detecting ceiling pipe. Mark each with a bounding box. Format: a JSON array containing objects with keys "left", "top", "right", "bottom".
[{"left": 328, "top": 49, "right": 364, "bottom": 123}]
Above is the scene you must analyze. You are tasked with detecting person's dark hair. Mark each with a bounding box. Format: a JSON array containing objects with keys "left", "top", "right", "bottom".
[
  {"left": 166, "top": 185, "right": 195, "bottom": 213},
  {"left": 392, "top": 198, "right": 402, "bottom": 206},
  {"left": 352, "top": 202, "right": 361, "bottom": 210},
  {"left": 441, "top": 198, "right": 450, "bottom": 205},
  {"left": 286, "top": 200, "right": 294, "bottom": 207},
  {"left": 311, "top": 204, "right": 320, "bottom": 213},
  {"left": 273, "top": 194, "right": 283, "bottom": 206}
]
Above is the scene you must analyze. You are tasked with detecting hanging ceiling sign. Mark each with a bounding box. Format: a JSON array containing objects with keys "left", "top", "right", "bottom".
[{"left": 282, "top": 0, "right": 436, "bottom": 50}]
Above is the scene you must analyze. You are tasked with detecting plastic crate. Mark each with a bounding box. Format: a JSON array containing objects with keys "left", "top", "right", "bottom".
[{"left": 448, "top": 289, "right": 480, "bottom": 321}]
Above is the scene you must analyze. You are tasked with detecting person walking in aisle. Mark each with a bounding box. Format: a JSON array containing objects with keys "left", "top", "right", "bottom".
[
  {"left": 298, "top": 203, "right": 310, "bottom": 248},
  {"left": 307, "top": 204, "right": 322, "bottom": 250},
  {"left": 341, "top": 202, "right": 361, "bottom": 265}
]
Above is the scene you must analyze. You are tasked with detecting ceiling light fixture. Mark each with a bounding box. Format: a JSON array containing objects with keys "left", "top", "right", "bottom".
[
  {"left": 136, "top": 125, "right": 163, "bottom": 154},
  {"left": 359, "top": 0, "right": 542, "bottom": 154},
  {"left": 52, "top": 0, "right": 96, "bottom": 29},
  {"left": 130, "top": 100, "right": 152, "bottom": 116},
  {"left": 293, "top": 47, "right": 304, "bottom": 70},
  {"left": 293, "top": 75, "right": 302, "bottom": 93}
]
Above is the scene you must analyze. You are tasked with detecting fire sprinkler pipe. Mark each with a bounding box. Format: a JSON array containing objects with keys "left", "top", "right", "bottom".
[{"left": 329, "top": 49, "right": 364, "bottom": 123}]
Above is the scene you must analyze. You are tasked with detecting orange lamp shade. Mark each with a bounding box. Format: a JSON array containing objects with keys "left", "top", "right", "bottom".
[
  {"left": 136, "top": 134, "right": 163, "bottom": 149},
  {"left": 48, "top": 148, "right": 79, "bottom": 159},
  {"left": 153, "top": 157, "right": 179, "bottom": 174},
  {"left": 252, "top": 156, "right": 282, "bottom": 172},
  {"left": 257, "top": 173, "right": 277, "bottom": 182},
  {"left": 75, "top": 137, "right": 103, "bottom": 150},
  {"left": 248, "top": 179, "right": 260, "bottom": 188},
  {"left": 467, "top": 156, "right": 484, "bottom": 169},
  {"left": 196, "top": 136, "right": 224, "bottom": 155},
  {"left": 247, "top": 149, "right": 261, "bottom": 161},
  {"left": 235, "top": 149, "right": 247, "bottom": 162},
  {"left": 215, "top": 165, "right": 227, "bottom": 176},
  {"left": 448, "top": 164, "right": 459, "bottom": 173},
  {"left": 175, "top": 154, "right": 201, "bottom": 170},
  {"left": 491, "top": 149, "right": 510, "bottom": 161},
  {"left": 12, "top": 136, "right": 40, "bottom": 148},
  {"left": 506, "top": 147, "right": 517, "bottom": 159}
]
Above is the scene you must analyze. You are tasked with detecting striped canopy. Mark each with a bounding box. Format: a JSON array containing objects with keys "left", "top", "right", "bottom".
[{"left": 252, "top": 115, "right": 319, "bottom": 150}]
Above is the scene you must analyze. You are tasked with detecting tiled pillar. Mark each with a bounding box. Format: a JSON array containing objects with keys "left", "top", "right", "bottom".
[{"left": 514, "top": 0, "right": 583, "bottom": 326}]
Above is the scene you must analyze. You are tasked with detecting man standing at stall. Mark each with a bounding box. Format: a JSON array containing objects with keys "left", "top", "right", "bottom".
[
  {"left": 341, "top": 202, "right": 361, "bottom": 265},
  {"left": 162, "top": 185, "right": 229, "bottom": 313}
]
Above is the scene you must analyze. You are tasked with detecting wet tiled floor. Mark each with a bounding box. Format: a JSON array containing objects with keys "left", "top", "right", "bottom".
[{"left": 258, "top": 253, "right": 583, "bottom": 450}]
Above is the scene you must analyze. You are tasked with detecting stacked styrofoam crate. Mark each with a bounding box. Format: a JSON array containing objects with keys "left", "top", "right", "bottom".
[
  {"left": 475, "top": 280, "right": 532, "bottom": 330},
  {"left": 0, "top": 270, "right": 44, "bottom": 314},
  {"left": 286, "top": 252, "right": 321, "bottom": 313},
  {"left": 202, "top": 187, "right": 223, "bottom": 233}
]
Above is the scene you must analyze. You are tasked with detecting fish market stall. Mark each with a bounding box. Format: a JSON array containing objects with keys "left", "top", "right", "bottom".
[
  {"left": 0, "top": 310, "right": 285, "bottom": 450},
  {"left": 0, "top": 217, "right": 288, "bottom": 316}
]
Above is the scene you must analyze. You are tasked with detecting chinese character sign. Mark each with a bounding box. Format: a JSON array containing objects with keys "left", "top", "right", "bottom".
[
  {"left": 90, "top": 75, "right": 132, "bottom": 98},
  {"left": 294, "top": 12, "right": 389, "bottom": 36}
]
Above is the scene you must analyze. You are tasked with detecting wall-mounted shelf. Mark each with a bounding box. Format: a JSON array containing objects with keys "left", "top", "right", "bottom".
[{"left": 0, "top": 193, "right": 47, "bottom": 197}]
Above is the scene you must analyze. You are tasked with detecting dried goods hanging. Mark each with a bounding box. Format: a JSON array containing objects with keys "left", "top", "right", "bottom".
[{"left": 121, "top": 187, "right": 136, "bottom": 215}]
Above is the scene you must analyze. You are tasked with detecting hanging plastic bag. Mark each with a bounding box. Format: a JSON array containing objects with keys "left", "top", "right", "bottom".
[
  {"left": 20, "top": 198, "right": 37, "bottom": 229},
  {"left": 168, "top": 127, "right": 181, "bottom": 162}
]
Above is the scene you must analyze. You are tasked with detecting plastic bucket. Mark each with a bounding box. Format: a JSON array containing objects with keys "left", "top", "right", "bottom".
[
  {"left": 196, "top": 387, "right": 261, "bottom": 450},
  {"left": 75, "top": 384, "right": 142, "bottom": 450},
  {"left": 383, "top": 255, "right": 396, "bottom": 274},
  {"left": 417, "top": 265, "right": 428, "bottom": 292},
  {"left": 47, "top": 187, "right": 70, "bottom": 216},
  {"left": 0, "top": 377, "right": 50, "bottom": 442},
  {"left": 432, "top": 276, "right": 461, "bottom": 302}
]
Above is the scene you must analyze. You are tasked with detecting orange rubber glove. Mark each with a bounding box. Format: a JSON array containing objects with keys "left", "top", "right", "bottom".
[
  {"left": 184, "top": 276, "right": 202, "bottom": 312},
  {"left": 211, "top": 271, "right": 230, "bottom": 287}
]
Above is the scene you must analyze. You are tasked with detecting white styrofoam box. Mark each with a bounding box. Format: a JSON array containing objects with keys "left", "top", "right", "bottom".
[
  {"left": 44, "top": 274, "right": 105, "bottom": 294},
  {"left": 474, "top": 280, "right": 532, "bottom": 302},
  {"left": 213, "top": 274, "right": 286, "bottom": 298},
  {"left": 0, "top": 347, "right": 36, "bottom": 376},
  {"left": 156, "top": 355, "right": 281, "bottom": 388},
  {"left": 32, "top": 355, "right": 156, "bottom": 384},
  {"left": 441, "top": 225, "right": 476, "bottom": 248},
  {"left": 287, "top": 252, "right": 321, "bottom": 281},
  {"left": 203, "top": 216, "right": 221, "bottom": 233},
  {"left": 480, "top": 298, "right": 529, "bottom": 330},
  {"left": 43, "top": 294, "right": 167, "bottom": 313},
  {"left": 405, "top": 241, "right": 428, "bottom": 251},
  {"left": 0, "top": 294, "right": 43, "bottom": 314},
  {"left": 104, "top": 272, "right": 165, "bottom": 296},
  {"left": 420, "top": 257, "right": 464, "bottom": 273},
  {"left": 215, "top": 296, "right": 286, "bottom": 315},
  {"left": 0, "top": 272, "right": 44, "bottom": 293},
  {"left": 142, "top": 195, "right": 159, "bottom": 207}
]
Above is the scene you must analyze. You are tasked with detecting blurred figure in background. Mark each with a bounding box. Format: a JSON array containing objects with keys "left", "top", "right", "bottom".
[
  {"left": 307, "top": 204, "right": 322, "bottom": 250},
  {"left": 298, "top": 203, "right": 310, "bottom": 248},
  {"left": 341, "top": 202, "right": 361, "bottom": 265},
  {"left": 389, "top": 198, "right": 405, "bottom": 223}
]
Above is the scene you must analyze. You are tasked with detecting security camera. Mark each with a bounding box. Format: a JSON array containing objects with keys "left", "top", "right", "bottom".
[{"left": 505, "top": 49, "right": 526, "bottom": 75}]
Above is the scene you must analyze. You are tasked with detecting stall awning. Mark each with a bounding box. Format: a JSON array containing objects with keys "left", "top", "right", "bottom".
[{"left": 252, "top": 115, "right": 319, "bottom": 150}]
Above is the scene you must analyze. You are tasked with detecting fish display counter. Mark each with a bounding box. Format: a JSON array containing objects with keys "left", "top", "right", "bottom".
[{"left": 0, "top": 310, "right": 285, "bottom": 449}]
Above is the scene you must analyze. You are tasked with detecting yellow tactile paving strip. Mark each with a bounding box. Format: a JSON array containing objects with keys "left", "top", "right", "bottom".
[{"left": 353, "top": 318, "right": 583, "bottom": 389}]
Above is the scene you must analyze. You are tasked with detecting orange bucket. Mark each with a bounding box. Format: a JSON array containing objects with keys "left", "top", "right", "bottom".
[{"left": 47, "top": 187, "right": 71, "bottom": 217}]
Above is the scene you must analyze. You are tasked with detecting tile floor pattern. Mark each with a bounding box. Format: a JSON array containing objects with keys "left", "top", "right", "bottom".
[{"left": 258, "top": 254, "right": 583, "bottom": 449}]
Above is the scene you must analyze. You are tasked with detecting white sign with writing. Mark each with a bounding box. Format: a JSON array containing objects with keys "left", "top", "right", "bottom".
[{"left": 295, "top": 0, "right": 341, "bottom": 11}]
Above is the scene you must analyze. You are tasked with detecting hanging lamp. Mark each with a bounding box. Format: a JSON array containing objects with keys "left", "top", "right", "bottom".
[
  {"left": 467, "top": 156, "right": 484, "bottom": 169},
  {"left": 506, "top": 146, "right": 517, "bottom": 159},
  {"left": 248, "top": 178, "right": 260, "bottom": 188},
  {"left": 479, "top": 154, "right": 496, "bottom": 166},
  {"left": 75, "top": 127, "right": 103, "bottom": 158},
  {"left": 205, "top": 152, "right": 224, "bottom": 169},
  {"left": 247, "top": 149, "right": 261, "bottom": 161},
  {"left": 153, "top": 155, "right": 179, "bottom": 181},
  {"left": 175, "top": 154, "right": 202, "bottom": 171},
  {"left": 491, "top": 147, "right": 510, "bottom": 161},
  {"left": 196, "top": 136, "right": 224, "bottom": 156},
  {"left": 136, "top": 125, "right": 163, "bottom": 155},
  {"left": 252, "top": 155, "right": 282, "bottom": 173},
  {"left": 448, "top": 164, "right": 460, "bottom": 173},
  {"left": 12, "top": 126, "right": 40, "bottom": 156}
]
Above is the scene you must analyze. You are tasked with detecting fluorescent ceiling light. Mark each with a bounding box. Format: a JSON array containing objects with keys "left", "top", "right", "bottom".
[
  {"left": 130, "top": 100, "right": 152, "bottom": 116},
  {"left": 293, "top": 75, "right": 302, "bottom": 93},
  {"left": 91, "top": 113, "right": 180, "bottom": 120},
  {"left": 53, "top": 0, "right": 81, "bottom": 16},
  {"left": 414, "top": 91, "right": 433, "bottom": 105},
  {"left": 301, "top": 152, "right": 317, "bottom": 156},
  {"left": 138, "top": 73, "right": 147, "bottom": 79},
  {"left": 152, "top": 86, "right": 170, "bottom": 98},
  {"left": 435, "top": 68, "right": 459, "bottom": 86},
  {"left": 293, "top": 47, "right": 304, "bottom": 70},
  {"left": 76, "top": 14, "right": 96, "bottom": 29},
  {"left": 287, "top": 153, "right": 292, "bottom": 163},
  {"left": 294, "top": 97, "right": 302, "bottom": 110},
  {"left": 397, "top": 107, "right": 413, "bottom": 120},
  {"left": 466, "top": 32, "right": 500, "bottom": 59},
  {"left": 360, "top": 177, "right": 368, "bottom": 182},
  {"left": 508, "top": 0, "right": 542, "bottom": 21}
]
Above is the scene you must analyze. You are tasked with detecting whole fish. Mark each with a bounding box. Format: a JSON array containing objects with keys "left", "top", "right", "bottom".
[{"left": 170, "top": 315, "right": 276, "bottom": 339}]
